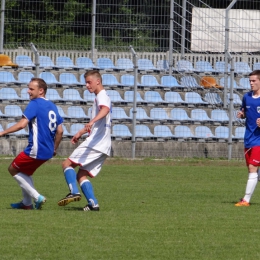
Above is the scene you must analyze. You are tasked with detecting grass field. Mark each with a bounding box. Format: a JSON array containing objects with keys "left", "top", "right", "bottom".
[{"left": 1, "top": 158, "right": 260, "bottom": 260}]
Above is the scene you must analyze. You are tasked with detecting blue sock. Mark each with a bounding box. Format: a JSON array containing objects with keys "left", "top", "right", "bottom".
[
  {"left": 64, "top": 167, "right": 80, "bottom": 194},
  {"left": 80, "top": 180, "right": 98, "bottom": 206}
]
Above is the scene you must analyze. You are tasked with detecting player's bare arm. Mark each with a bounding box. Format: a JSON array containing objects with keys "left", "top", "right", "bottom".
[
  {"left": 237, "top": 109, "right": 245, "bottom": 119},
  {"left": 53, "top": 124, "right": 63, "bottom": 156},
  {"left": 84, "top": 106, "right": 110, "bottom": 133},
  {"left": 0, "top": 117, "right": 29, "bottom": 137}
]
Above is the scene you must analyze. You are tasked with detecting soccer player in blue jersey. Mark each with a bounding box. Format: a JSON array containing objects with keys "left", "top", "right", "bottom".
[
  {"left": 0, "top": 78, "right": 63, "bottom": 210},
  {"left": 58, "top": 70, "right": 111, "bottom": 211},
  {"left": 235, "top": 70, "right": 260, "bottom": 206}
]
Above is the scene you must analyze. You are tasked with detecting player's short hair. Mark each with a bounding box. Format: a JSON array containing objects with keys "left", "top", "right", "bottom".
[
  {"left": 30, "top": 78, "right": 48, "bottom": 94},
  {"left": 84, "top": 70, "right": 102, "bottom": 84},
  {"left": 249, "top": 70, "right": 260, "bottom": 80}
]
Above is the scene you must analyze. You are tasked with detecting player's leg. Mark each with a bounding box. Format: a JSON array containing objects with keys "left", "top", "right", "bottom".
[
  {"left": 78, "top": 151, "right": 108, "bottom": 211},
  {"left": 236, "top": 147, "right": 259, "bottom": 206},
  {"left": 9, "top": 152, "right": 47, "bottom": 209},
  {"left": 57, "top": 158, "right": 82, "bottom": 206}
]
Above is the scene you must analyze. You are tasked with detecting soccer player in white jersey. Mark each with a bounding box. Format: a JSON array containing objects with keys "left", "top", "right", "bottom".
[
  {"left": 236, "top": 70, "right": 260, "bottom": 206},
  {"left": 58, "top": 70, "right": 111, "bottom": 211},
  {"left": 0, "top": 78, "right": 63, "bottom": 210}
]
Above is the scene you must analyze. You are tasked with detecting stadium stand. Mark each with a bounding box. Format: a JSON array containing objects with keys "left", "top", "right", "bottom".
[
  {"left": 96, "top": 57, "right": 120, "bottom": 72},
  {"left": 234, "top": 61, "right": 252, "bottom": 75},
  {"left": 59, "top": 72, "right": 84, "bottom": 87},
  {"left": 62, "top": 124, "right": 72, "bottom": 137},
  {"left": 116, "top": 58, "right": 134, "bottom": 72},
  {"left": 56, "top": 56, "right": 79, "bottom": 70},
  {"left": 170, "top": 108, "right": 192, "bottom": 123},
  {"left": 76, "top": 57, "right": 100, "bottom": 70},
  {"left": 67, "top": 106, "right": 89, "bottom": 122},
  {"left": 190, "top": 109, "right": 213, "bottom": 124},
  {"left": 112, "top": 107, "right": 132, "bottom": 123},
  {"left": 135, "top": 124, "right": 154, "bottom": 140},
  {"left": 63, "top": 89, "right": 86, "bottom": 104},
  {"left": 154, "top": 125, "right": 175, "bottom": 140},
  {"left": 39, "top": 72, "right": 63, "bottom": 86},
  {"left": 195, "top": 61, "right": 217, "bottom": 74},
  {"left": 137, "top": 58, "right": 160, "bottom": 73},
  {"left": 144, "top": 91, "right": 168, "bottom": 105},
  {"left": 219, "top": 77, "right": 242, "bottom": 90},
  {"left": 164, "top": 91, "right": 187, "bottom": 106},
  {"left": 129, "top": 107, "right": 152, "bottom": 123},
  {"left": 15, "top": 55, "right": 35, "bottom": 69},
  {"left": 112, "top": 124, "right": 132, "bottom": 140}
]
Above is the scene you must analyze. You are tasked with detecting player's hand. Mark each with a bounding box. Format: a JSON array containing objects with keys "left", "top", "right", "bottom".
[
  {"left": 71, "top": 134, "right": 80, "bottom": 144},
  {"left": 257, "top": 118, "right": 260, "bottom": 127},
  {"left": 237, "top": 109, "right": 245, "bottom": 119},
  {"left": 53, "top": 150, "right": 57, "bottom": 156}
]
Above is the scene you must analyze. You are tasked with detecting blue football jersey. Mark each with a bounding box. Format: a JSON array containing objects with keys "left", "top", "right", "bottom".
[
  {"left": 23, "top": 97, "right": 63, "bottom": 159},
  {"left": 241, "top": 92, "right": 260, "bottom": 148}
]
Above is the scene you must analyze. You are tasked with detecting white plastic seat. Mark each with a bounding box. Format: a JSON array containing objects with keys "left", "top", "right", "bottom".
[
  {"left": 106, "top": 90, "right": 127, "bottom": 104},
  {"left": 57, "top": 106, "right": 71, "bottom": 120},
  {"left": 234, "top": 62, "right": 252, "bottom": 75},
  {"left": 215, "top": 126, "right": 233, "bottom": 139},
  {"left": 215, "top": 61, "right": 230, "bottom": 73},
  {"left": 102, "top": 74, "right": 121, "bottom": 87},
  {"left": 239, "top": 78, "right": 250, "bottom": 89},
  {"left": 0, "top": 71, "right": 21, "bottom": 84},
  {"left": 204, "top": 93, "right": 223, "bottom": 106},
  {"left": 70, "top": 123, "right": 88, "bottom": 136},
  {"left": 227, "top": 93, "right": 242, "bottom": 106},
  {"left": 83, "top": 90, "right": 95, "bottom": 103},
  {"left": 120, "top": 74, "right": 143, "bottom": 88},
  {"left": 176, "top": 60, "right": 197, "bottom": 73},
  {"left": 141, "top": 75, "right": 162, "bottom": 88},
  {"left": 234, "top": 127, "right": 245, "bottom": 139},
  {"left": 219, "top": 77, "right": 241, "bottom": 89},
  {"left": 39, "top": 56, "right": 58, "bottom": 69},
  {"left": 181, "top": 76, "right": 201, "bottom": 89}
]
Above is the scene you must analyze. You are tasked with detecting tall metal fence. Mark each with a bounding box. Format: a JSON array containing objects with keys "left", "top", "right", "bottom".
[{"left": 0, "top": 0, "right": 259, "bottom": 159}]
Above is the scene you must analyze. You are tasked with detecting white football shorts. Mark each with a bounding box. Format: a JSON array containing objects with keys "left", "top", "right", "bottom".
[{"left": 69, "top": 145, "right": 107, "bottom": 177}]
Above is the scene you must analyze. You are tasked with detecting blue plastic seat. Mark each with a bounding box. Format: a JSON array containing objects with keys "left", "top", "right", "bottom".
[
  {"left": 106, "top": 90, "right": 127, "bottom": 104},
  {"left": 135, "top": 124, "right": 154, "bottom": 139},
  {"left": 227, "top": 93, "right": 242, "bottom": 106},
  {"left": 211, "top": 109, "right": 229, "bottom": 123},
  {"left": 120, "top": 74, "right": 143, "bottom": 88},
  {"left": 18, "top": 71, "right": 34, "bottom": 84},
  {"left": 70, "top": 123, "right": 88, "bottom": 136},
  {"left": 191, "top": 109, "right": 213, "bottom": 123},
  {"left": 141, "top": 75, "right": 162, "bottom": 88},
  {"left": 59, "top": 73, "right": 84, "bottom": 86},
  {"left": 150, "top": 108, "right": 172, "bottom": 123},
  {"left": 234, "top": 127, "right": 245, "bottom": 139},
  {"left": 116, "top": 58, "right": 134, "bottom": 71},
  {"left": 57, "top": 106, "right": 71, "bottom": 120},
  {"left": 156, "top": 60, "right": 170, "bottom": 71},
  {"left": 97, "top": 58, "right": 119, "bottom": 71},
  {"left": 0, "top": 88, "right": 22, "bottom": 102},
  {"left": 83, "top": 90, "right": 95, "bottom": 103},
  {"left": 194, "top": 126, "right": 215, "bottom": 139},
  {"left": 5, "top": 105, "right": 23, "bottom": 117},
  {"left": 124, "top": 91, "right": 147, "bottom": 105},
  {"left": 215, "top": 126, "right": 233, "bottom": 139},
  {"left": 39, "top": 56, "right": 58, "bottom": 69},
  {"left": 234, "top": 62, "right": 252, "bottom": 75},
  {"left": 67, "top": 106, "right": 89, "bottom": 121},
  {"left": 137, "top": 59, "right": 159, "bottom": 72},
  {"left": 253, "top": 63, "right": 260, "bottom": 71},
  {"left": 174, "top": 125, "right": 195, "bottom": 138},
  {"left": 112, "top": 124, "right": 132, "bottom": 139},
  {"left": 7, "top": 122, "right": 28, "bottom": 137},
  {"left": 56, "top": 56, "right": 78, "bottom": 69},
  {"left": 63, "top": 89, "right": 85, "bottom": 103},
  {"left": 154, "top": 125, "right": 175, "bottom": 139},
  {"left": 215, "top": 62, "right": 230, "bottom": 73},
  {"left": 164, "top": 92, "right": 187, "bottom": 106},
  {"left": 170, "top": 108, "right": 192, "bottom": 122},
  {"left": 239, "top": 78, "right": 250, "bottom": 89},
  {"left": 46, "top": 89, "right": 63, "bottom": 102},
  {"left": 39, "top": 72, "right": 62, "bottom": 86},
  {"left": 76, "top": 57, "right": 100, "bottom": 70},
  {"left": 144, "top": 91, "right": 167, "bottom": 105},
  {"left": 112, "top": 107, "right": 131, "bottom": 122},
  {"left": 20, "top": 88, "right": 29, "bottom": 100},
  {"left": 185, "top": 92, "right": 208, "bottom": 106},
  {"left": 176, "top": 60, "right": 197, "bottom": 73},
  {"left": 62, "top": 124, "right": 72, "bottom": 137},
  {"left": 181, "top": 76, "right": 201, "bottom": 89},
  {"left": 15, "top": 55, "right": 35, "bottom": 68},
  {"left": 204, "top": 93, "right": 223, "bottom": 106},
  {"left": 161, "top": 75, "right": 183, "bottom": 89},
  {"left": 195, "top": 61, "right": 216, "bottom": 74},
  {"left": 0, "top": 71, "right": 20, "bottom": 84},
  {"left": 102, "top": 74, "right": 121, "bottom": 87},
  {"left": 219, "top": 77, "right": 241, "bottom": 89},
  {"left": 130, "top": 107, "right": 152, "bottom": 122}
]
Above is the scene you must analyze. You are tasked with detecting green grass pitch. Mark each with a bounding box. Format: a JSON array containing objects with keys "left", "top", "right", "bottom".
[{"left": 1, "top": 158, "right": 260, "bottom": 260}]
